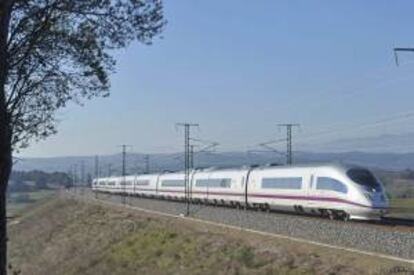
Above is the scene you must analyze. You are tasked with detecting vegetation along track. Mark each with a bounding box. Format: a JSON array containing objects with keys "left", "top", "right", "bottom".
[{"left": 69, "top": 188, "right": 414, "bottom": 262}]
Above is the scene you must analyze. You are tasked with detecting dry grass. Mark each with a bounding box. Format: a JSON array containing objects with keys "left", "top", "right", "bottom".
[
  {"left": 7, "top": 195, "right": 413, "bottom": 275},
  {"left": 7, "top": 190, "right": 56, "bottom": 217},
  {"left": 389, "top": 198, "right": 414, "bottom": 219}
]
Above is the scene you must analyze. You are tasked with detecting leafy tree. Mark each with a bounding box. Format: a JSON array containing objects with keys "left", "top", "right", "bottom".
[
  {"left": 9, "top": 170, "right": 72, "bottom": 190},
  {"left": 0, "top": 1, "right": 165, "bottom": 273}
]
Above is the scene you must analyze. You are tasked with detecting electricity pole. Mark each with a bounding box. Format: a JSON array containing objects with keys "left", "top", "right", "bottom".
[
  {"left": 94, "top": 155, "right": 99, "bottom": 179},
  {"left": 107, "top": 163, "right": 112, "bottom": 177},
  {"left": 93, "top": 155, "right": 99, "bottom": 198},
  {"left": 80, "top": 160, "right": 85, "bottom": 190},
  {"left": 118, "top": 145, "right": 132, "bottom": 204},
  {"left": 278, "top": 124, "right": 300, "bottom": 165},
  {"left": 176, "top": 123, "right": 199, "bottom": 216},
  {"left": 80, "top": 160, "right": 85, "bottom": 186},
  {"left": 190, "top": 145, "right": 195, "bottom": 169},
  {"left": 72, "top": 164, "right": 78, "bottom": 193},
  {"left": 144, "top": 154, "right": 150, "bottom": 174}
]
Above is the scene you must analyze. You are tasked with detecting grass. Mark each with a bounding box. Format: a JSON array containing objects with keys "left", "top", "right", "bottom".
[
  {"left": 389, "top": 198, "right": 414, "bottom": 219},
  {"left": 7, "top": 189, "right": 56, "bottom": 217},
  {"left": 105, "top": 227, "right": 313, "bottom": 274},
  {"left": 7, "top": 195, "right": 413, "bottom": 275}
]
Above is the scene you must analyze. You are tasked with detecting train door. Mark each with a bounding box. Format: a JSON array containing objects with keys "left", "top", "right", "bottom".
[
  {"left": 305, "top": 171, "right": 316, "bottom": 210},
  {"left": 244, "top": 167, "right": 255, "bottom": 207},
  {"left": 206, "top": 173, "right": 212, "bottom": 202},
  {"left": 189, "top": 170, "right": 197, "bottom": 200},
  {"left": 155, "top": 173, "right": 162, "bottom": 197}
]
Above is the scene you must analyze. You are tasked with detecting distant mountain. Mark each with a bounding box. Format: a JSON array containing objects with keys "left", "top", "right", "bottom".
[{"left": 13, "top": 150, "right": 414, "bottom": 174}]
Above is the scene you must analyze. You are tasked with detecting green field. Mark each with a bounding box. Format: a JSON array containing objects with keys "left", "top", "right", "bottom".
[
  {"left": 7, "top": 190, "right": 57, "bottom": 217},
  {"left": 389, "top": 198, "right": 414, "bottom": 219}
]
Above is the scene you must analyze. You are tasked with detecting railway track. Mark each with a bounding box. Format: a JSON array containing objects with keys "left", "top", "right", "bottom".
[
  {"left": 379, "top": 217, "right": 414, "bottom": 227},
  {"left": 87, "top": 189, "right": 414, "bottom": 231},
  {"left": 240, "top": 204, "right": 414, "bottom": 229}
]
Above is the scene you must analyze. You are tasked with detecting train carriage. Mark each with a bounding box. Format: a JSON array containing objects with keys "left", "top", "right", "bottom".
[
  {"left": 107, "top": 177, "right": 122, "bottom": 194},
  {"left": 191, "top": 168, "right": 246, "bottom": 206},
  {"left": 247, "top": 166, "right": 311, "bottom": 211},
  {"left": 132, "top": 174, "right": 159, "bottom": 197},
  {"left": 157, "top": 172, "right": 186, "bottom": 200},
  {"left": 92, "top": 163, "right": 389, "bottom": 220},
  {"left": 94, "top": 177, "right": 111, "bottom": 193},
  {"left": 118, "top": 175, "right": 135, "bottom": 195}
]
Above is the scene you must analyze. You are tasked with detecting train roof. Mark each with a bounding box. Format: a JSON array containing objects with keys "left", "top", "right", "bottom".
[
  {"left": 158, "top": 162, "right": 364, "bottom": 174},
  {"left": 95, "top": 162, "right": 366, "bottom": 180},
  {"left": 194, "top": 162, "right": 362, "bottom": 172}
]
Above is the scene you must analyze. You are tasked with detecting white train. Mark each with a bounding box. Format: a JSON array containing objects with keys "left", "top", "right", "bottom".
[{"left": 92, "top": 163, "right": 389, "bottom": 220}]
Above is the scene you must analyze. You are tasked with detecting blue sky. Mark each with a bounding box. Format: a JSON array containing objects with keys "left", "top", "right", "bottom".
[{"left": 21, "top": 1, "right": 414, "bottom": 157}]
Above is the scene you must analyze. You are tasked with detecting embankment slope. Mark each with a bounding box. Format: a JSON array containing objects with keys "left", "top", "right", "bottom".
[{"left": 7, "top": 196, "right": 412, "bottom": 275}]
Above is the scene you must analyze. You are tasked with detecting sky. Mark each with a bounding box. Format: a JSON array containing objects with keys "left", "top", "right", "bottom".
[{"left": 20, "top": 0, "right": 414, "bottom": 158}]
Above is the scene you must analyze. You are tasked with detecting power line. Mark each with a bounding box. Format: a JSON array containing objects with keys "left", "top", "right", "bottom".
[
  {"left": 189, "top": 137, "right": 220, "bottom": 168},
  {"left": 176, "top": 123, "right": 199, "bottom": 216},
  {"left": 278, "top": 124, "right": 300, "bottom": 165},
  {"left": 294, "top": 111, "right": 414, "bottom": 147},
  {"left": 258, "top": 138, "right": 287, "bottom": 156},
  {"left": 190, "top": 138, "right": 219, "bottom": 154}
]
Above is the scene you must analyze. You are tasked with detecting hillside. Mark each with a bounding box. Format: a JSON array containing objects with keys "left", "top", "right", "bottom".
[
  {"left": 14, "top": 151, "right": 414, "bottom": 175},
  {"left": 7, "top": 194, "right": 412, "bottom": 275}
]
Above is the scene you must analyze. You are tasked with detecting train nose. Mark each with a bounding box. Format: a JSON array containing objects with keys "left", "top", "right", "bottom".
[
  {"left": 373, "top": 194, "right": 389, "bottom": 214},
  {"left": 364, "top": 192, "right": 389, "bottom": 207}
]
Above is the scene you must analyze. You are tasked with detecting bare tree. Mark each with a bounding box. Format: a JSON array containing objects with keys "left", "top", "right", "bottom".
[{"left": 0, "top": 1, "right": 165, "bottom": 273}]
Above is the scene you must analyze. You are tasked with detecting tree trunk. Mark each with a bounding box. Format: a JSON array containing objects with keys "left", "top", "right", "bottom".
[
  {"left": 0, "top": 1, "right": 12, "bottom": 274},
  {"left": 0, "top": 150, "right": 11, "bottom": 275}
]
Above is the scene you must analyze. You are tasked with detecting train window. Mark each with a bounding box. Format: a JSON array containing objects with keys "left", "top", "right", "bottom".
[
  {"left": 195, "top": 178, "right": 231, "bottom": 188},
  {"left": 316, "top": 177, "right": 347, "bottom": 194},
  {"left": 346, "top": 169, "right": 382, "bottom": 192},
  {"left": 120, "top": 180, "right": 133, "bottom": 186},
  {"left": 136, "top": 180, "right": 150, "bottom": 186},
  {"left": 261, "top": 177, "right": 302, "bottom": 189},
  {"left": 107, "top": 181, "right": 116, "bottom": 186},
  {"left": 195, "top": 179, "right": 207, "bottom": 187},
  {"left": 161, "top": 179, "right": 185, "bottom": 187}
]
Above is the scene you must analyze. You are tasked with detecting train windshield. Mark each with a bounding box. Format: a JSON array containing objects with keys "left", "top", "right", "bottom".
[{"left": 346, "top": 169, "right": 382, "bottom": 192}]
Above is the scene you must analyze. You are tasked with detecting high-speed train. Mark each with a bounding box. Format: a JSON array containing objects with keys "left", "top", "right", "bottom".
[{"left": 92, "top": 163, "right": 389, "bottom": 220}]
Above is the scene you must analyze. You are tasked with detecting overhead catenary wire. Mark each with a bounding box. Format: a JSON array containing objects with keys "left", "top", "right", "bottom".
[
  {"left": 294, "top": 111, "right": 414, "bottom": 147},
  {"left": 280, "top": 57, "right": 414, "bottom": 113}
]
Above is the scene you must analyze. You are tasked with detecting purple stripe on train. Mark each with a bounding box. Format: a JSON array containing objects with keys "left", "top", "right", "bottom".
[{"left": 100, "top": 186, "right": 386, "bottom": 210}]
